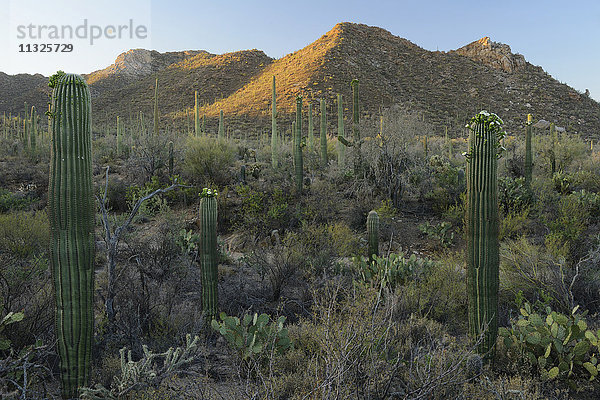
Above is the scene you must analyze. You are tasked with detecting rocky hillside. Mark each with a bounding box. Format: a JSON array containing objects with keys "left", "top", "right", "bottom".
[{"left": 1, "top": 22, "right": 599, "bottom": 138}]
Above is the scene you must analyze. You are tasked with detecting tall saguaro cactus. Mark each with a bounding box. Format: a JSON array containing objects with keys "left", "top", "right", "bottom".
[
  {"left": 307, "top": 102, "right": 314, "bottom": 153},
  {"left": 338, "top": 79, "right": 362, "bottom": 172},
  {"left": 367, "top": 210, "right": 379, "bottom": 260},
  {"left": 337, "top": 94, "right": 345, "bottom": 167},
  {"left": 48, "top": 72, "right": 95, "bottom": 398},
  {"left": 199, "top": 188, "right": 218, "bottom": 321},
  {"left": 465, "top": 110, "right": 503, "bottom": 356},
  {"left": 320, "top": 98, "right": 328, "bottom": 166},
  {"left": 549, "top": 122, "right": 556, "bottom": 175},
  {"left": 294, "top": 96, "right": 303, "bottom": 194},
  {"left": 153, "top": 78, "right": 159, "bottom": 135},
  {"left": 271, "top": 76, "right": 278, "bottom": 168},
  {"left": 525, "top": 114, "right": 533, "bottom": 186}
]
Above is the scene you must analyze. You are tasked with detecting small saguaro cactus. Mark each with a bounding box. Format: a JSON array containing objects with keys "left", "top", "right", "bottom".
[
  {"left": 48, "top": 72, "right": 95, "bottom": 398},
  {"left": 218, "top": 110, "right": 224, "bottom": 140},
  {"left": 367, "top": 210, "right": 379, "bottom": 259},
  {"left": 320, "top": 98, "right": 328, "bottom": 166},
  {"left": 465, "top": 110, "right": 504, "bottom": 356},
  {"left": 271, "top": 76, "right": 278, "bottom": 168},
  {"left": 168, "top": 141, "right": 174, "bottom": 176},
  {"left": 525, "top": 114, "right": 533, "bottom": 186},
  {"left": 199, "top": 188, "right": 219, "bottom": 321},
  {"left": 294, "top": 96, "right": 304, "bottom": 194}
]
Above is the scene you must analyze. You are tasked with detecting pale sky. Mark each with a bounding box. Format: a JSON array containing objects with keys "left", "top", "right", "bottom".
[{"left": 1, "top": 0, "right": 598, "bottom": 101}]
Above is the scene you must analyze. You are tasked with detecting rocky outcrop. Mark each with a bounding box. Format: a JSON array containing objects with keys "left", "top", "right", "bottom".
[{"left": 451, "top": 37, "right": 526, "bottom": 73}]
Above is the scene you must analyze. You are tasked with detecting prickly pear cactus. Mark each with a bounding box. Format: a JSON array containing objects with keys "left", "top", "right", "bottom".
[
  {"left": 465, "top": 110, "right": 504, "bottom": 356},
  {"left": 48, "top": 72, "right": 95, "bottom": 399}
]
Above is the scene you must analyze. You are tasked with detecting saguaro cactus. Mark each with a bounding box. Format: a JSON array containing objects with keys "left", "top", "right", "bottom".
[
  {"left": 465, "top": 110, "right": 503, "bottom": 356},
  {"left": 48, "top": 72, "right": 95, "bottom": 398},
  {"left": 153, "top": 78, "right": 159, "bottom": 135},
  {"left": 194, "top": 91, "right": 200, "bottom": 137},
  {"left": 367, "top": 210, "right": 379, "bottom": 259},
  {"left": 320, "top": 98, "right": 328, "bottom": 166},
  {"left": 218, "top": 110, "right": 224, "bottom": 140},
  {"left": 199, "top": 188, "right": 218, "bottom": 321},
  {"left": 525, "top": 114, "right": 533, "bottom": 186},
  {"left": 294, "top": 96, "right": 303, "bottom": 194},
  {"left": 271, "top": 76, "right": 278, "bottom": 168},
  {"left": 338, "top": 79, "right": 362, "bottom": 171},
  {"left": 549, "top": 122, "right": 556, "bottom": 175},
  {"left": 29, "top": 106, "right": 37, "bottom": 151},
  {"left": 337, "top": 94, "right": 345, "bottom": 167},
  {"left": 307, "top": 102, "right": 314, "bottom": 153},
  {"left": 168, "top": 140, "right": 174, "bottom": 176}
]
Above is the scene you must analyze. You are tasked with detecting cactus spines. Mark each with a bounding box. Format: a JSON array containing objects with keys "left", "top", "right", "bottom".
[
  {"left": 525, "top": 114, "right": 533, "bottom": 186},
  {"left": 465, "top": 110, "right": 503, "bottom": 356},
  {"left": 271, "top": 76, "right": 278, "bottom": 168},
  {"left": 194, "top": 91, "right": 200, "bottom": 137},
  {"left": 294, "top": 96, "right": 303, "bottom": 194},
  {"left": 48, "top": 73, "right": 95, "bottom": 398},
  {"left": 367, "top": 210, "right": 379, "bottom": 259},
  {"left": 320, "top": 98, "right": 328, "bottom": 167},
  {"left": 218, "top": 110, "right": 224, "bottom": 140},
  {"left": 199, "top": 188, "right": 219, "bottom": 321},
  {"left": 337, "top": 94, "right": 345, "bottom": 167},
  {"left": 153, "top": 78, "right": 159, "bottom": 135}
]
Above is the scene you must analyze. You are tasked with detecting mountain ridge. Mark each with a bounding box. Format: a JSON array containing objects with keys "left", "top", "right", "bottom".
[{"left": 0, "top": 22, "right": 598, "bottom": 138}]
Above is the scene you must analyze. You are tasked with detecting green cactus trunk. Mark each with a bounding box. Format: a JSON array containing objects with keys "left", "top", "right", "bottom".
[
  {"left": 218, "top": 110, "right": 224, "bottom": 140},
  {"left": 168, "top": 141, "right": 174, "bottom": 176},
  {"left": 337, "top": 94, "right": 345, "bottom": 168},
  {"left": 49, "top": 73, "right": 95, "bottom": 399},
  {"left": 116, "top": 116, "right": 122, "bottom": 155},
  {"left": 367, "top": 210, "right": 379, "bottom": 260},
  {"left": 550, "top": 123, "right": 556, "bottom": 175},
  {"left": 294, "top": 96, "right": 303, "bottom": 194},
  {"left": 307, "top": 102, "right": 314, "bottom": 153},
  {"left": 153, "top": 78, "right": 159, "bottom": 135},
  {"left": 466, "top": 112, "right": 500, "bottom": 356},
  {"left": 202, "top": 114, "right": 206, "bottom": 137},
  {"left": 351, "top": 79, "right": 361, "bottom": 169},
  {"left": 271, "top": 76, "right": 278, "bottom": 168},
  {"left": 199, "top": 194, "right": 218, "bottom": 321},
  {"left": 29, "top": 106, "right": 37, "bottom": 151},
  {"left": 194, "top": 91, "right": 200, "bottom": 137},
  {"left": 525, "top": 114, "right": 533, "bottom": 186},
  {"left": 320, "top": 98, "right": 328, "bottom": 167}
]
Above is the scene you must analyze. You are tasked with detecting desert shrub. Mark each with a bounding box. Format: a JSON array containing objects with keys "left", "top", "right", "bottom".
[
  {"left": 498, "top": 176, "right": 534, "bottom": 214},
  {"left": 183, "top": 136, "right": 237, "bottom": 186},
  {"left": 0, "top": 212, "right": 52, "bottom": 349},
  {"left": 103, "top": 176, "right": 128, "bottom": 213},
  {"left": 0, "top": 188, "right": 35, "bottom": 213},
  {"left": 127, "top": 131, "right": 175, "bottom": 183},
  {"left": 499, "top": 207, "right": 532, "bottom": 241},
  {"left": 544, "top": 194, "right": 590, "bottom": 261},
  {"left": 233, "top": 185, "right": 294, "bottom": 237},
  {"left": 499, "top": 302, "right": 600, "bottom": 390},
  {"left": 425, "top": 155, "right": 464, "bottom": 214},
  {"left": 262, "top": 282, "right": 472, "bottom": 399},
  {"left": 125, "top": 175, "right": 172, "bottom": 218},
  {"left": 500, "top": 237, "right": 573, "bottom": 315},
  {"left": 361, "top": 106, "right": 430, "bottom": 207}
]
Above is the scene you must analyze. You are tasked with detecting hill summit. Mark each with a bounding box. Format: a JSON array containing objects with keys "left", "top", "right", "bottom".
[{"left": 0, "top": 22, "right": 598, "bottom": 137}]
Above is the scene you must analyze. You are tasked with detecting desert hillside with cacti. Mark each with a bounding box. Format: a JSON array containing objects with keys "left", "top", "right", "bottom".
[{"left": 2, "top": 22, "right": 600, "bottom": 400}]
